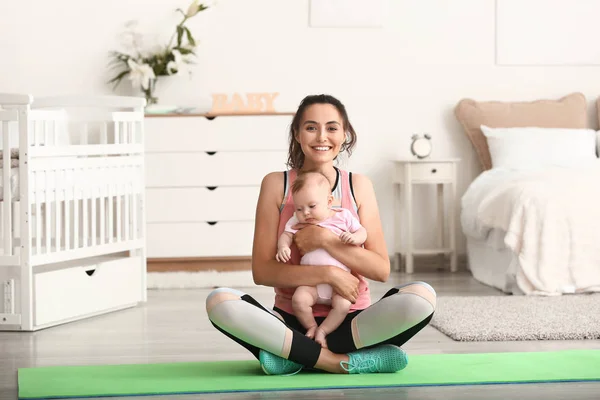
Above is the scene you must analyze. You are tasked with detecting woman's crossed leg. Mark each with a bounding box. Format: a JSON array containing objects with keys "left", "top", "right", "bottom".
[{"left": 205, "top": 281, "right": 436, "bottom": 375}]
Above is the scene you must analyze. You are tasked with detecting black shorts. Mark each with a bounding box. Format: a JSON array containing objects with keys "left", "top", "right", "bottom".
[{"left": 273, "top": 306, "right": 364, "bottom": 354}]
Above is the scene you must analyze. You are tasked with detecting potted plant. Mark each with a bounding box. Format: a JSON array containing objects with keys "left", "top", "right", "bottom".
[{"left": 108, "top": 0, "right": 212, "bottom": 105}]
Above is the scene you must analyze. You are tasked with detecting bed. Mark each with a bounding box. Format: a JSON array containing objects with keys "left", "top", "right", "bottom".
[
  {"left": 0, "top": 93, "right": 147, "bottom": 331},
  {"left": 455, "top": 92, "right": 600, "bottom": 296}
]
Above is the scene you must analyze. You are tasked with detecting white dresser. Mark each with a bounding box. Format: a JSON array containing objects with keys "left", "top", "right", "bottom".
[{"left": 144, "top": 113, "right": 294, "bottom": 261}]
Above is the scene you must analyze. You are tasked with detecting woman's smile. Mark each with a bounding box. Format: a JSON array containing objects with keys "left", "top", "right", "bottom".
[{"left": 312, "top": 146, "right": 333, "bottom": 152}]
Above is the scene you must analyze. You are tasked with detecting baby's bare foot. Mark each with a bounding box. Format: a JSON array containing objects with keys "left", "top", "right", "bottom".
[
  {"left": 305, "top": 325, "right": 317, "bottom": 339},
  {"left": 314, "top": 327, "right": 328, "bottom": 348}
]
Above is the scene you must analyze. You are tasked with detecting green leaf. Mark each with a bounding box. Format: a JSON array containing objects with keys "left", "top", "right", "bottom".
[
  {"left": 184, "top": 27, "right": 196, "bottom": 47},
  {"left": 107, "top": 70, "right": 130, "bottom": 88},
  {"left": 107, "top": 56, "right": 129, "bottom": 68},
  {"left": 176, "top": 25, "right": 184, "bottom": 48},
  {"left": 174, "top": 46, "right": 194, "bottom": 55}
]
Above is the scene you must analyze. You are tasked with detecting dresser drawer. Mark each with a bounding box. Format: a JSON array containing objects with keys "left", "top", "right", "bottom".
[
  {"left": 146, "top": 186, "right": 260, "bottom": 223},
  {"left": 411, "top": 163, "right": 453, "bottom": 181},
  {"left": 145, "top": 115, "right": 291, "bottom": 152},
  {"left": 146, "top": 151, "right": 287, "bottom": 187},
  {"left": 146, "top": 221, "right": 255, "bottom": 258},
  {"left": 395, "top": 162, "right": 454, "bottom": 183}
]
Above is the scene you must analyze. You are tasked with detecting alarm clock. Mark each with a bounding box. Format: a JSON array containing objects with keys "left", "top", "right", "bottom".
[{"left": 410, "top": 134, "right": 432, "bottom": 159}]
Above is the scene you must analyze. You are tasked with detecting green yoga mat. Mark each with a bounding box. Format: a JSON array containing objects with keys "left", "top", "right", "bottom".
[{"left": 18, "top": 350, "right": 600, "bottom": 399}]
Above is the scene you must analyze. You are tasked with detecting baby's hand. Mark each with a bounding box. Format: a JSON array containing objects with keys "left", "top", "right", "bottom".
[
  {"left": 276, "top": 246, "right": 291, "bottom": 263},
  {"left": 339, "top": 232, "right": 358, "bottom": 245}
]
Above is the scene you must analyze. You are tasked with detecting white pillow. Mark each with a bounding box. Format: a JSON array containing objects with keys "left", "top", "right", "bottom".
[{"left": 480, "top": 125, "right": 598, "bottom": 170}]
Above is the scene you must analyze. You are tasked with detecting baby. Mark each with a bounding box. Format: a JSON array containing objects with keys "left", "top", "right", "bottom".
[{"left": 276, "top": 171, "right": 367, "bottom": 348}]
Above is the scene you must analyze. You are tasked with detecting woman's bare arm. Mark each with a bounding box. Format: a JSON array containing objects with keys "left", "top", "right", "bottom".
[
  {"left": 295, "top": 173, "right": 390, "bottom": 282},
  {"left": 251, "top": 172, "right": 359, "bottom": 300}
]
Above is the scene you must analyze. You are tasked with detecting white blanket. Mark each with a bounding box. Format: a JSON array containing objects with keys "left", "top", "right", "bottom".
[{"left": 463, "top": 164, "right": 600, "bottom": 296}]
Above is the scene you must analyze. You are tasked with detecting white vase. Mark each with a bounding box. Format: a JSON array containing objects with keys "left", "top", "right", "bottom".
[{"left": 146, "top": 75, "right": 211, "bottom": 112}]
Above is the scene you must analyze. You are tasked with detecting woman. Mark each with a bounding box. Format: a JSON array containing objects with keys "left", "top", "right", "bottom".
[{"left": 206, "top": 94, "right": 436, "bottom": 375}]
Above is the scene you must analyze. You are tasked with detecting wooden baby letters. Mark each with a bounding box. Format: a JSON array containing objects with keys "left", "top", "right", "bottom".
[{"left": 210, "top": 92, "right": 279, "bottom": 114}]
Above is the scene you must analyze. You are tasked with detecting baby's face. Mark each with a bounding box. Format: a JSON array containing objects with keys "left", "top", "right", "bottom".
[{"left": 293, "top": 184, "right": 331, "bottom": 224}]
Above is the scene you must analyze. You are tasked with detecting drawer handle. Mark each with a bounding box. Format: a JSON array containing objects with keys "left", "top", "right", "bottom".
[
  {"left": 207, "top": 221, "right": 218, "bottom": 226},
  {"left": 206, "top": 186, "right": 218, "bottom": 191},
  {"left": 206, "top": 116, "right": 216, "bottom": 121},
  {"left": 206, "top": 151, "right": 217, "bottom": 156},
  {"left": 431, "top": 168, "right": 437, "bottom": 173},
  {"left": 85, "top": 269, "right": 96, "bottom": 277}
]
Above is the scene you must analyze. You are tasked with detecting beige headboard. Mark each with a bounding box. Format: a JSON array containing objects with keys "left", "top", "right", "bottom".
[
  {"left": 596, "top": 97, "right": 600, "bottom": 128},
  {"left": 596, "top": 98, "right": 600, "bottom": 155},
  {"left": 454, "top": 92, "right": 588, "bottom": 171}
]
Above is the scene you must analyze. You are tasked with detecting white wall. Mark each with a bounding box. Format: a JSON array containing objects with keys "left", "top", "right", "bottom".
[{"left": 3, "top": 0, "right": 600, "bottom": 257}]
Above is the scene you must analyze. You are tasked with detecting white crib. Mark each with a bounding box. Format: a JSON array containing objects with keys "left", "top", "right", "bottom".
[{"left": 0, "top": 93, "right": 147, "bottom": 331}]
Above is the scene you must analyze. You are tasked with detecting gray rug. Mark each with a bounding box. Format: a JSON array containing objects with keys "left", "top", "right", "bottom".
[{"left": 430, "top": 294, "right": 600, "bottom": 341}]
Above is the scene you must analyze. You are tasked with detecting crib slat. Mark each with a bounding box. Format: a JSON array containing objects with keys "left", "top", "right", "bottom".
[
  {"left": 81, "top": 123, "right": 88, "bottom": 145},
  {"left": 29, "top": 203, "right": 35, "bottom": 255},
  {"left": 115, "top": 121, "right": 120, "bottom": 144},
  {"left": 55, "top": 170, "right": 61, "bottom": 252},
  {"left": 35, "top": 172, "right": 42, "bottom": 255},
  {"left": 37, "top": 119, "right": 43, "bottom": 146},
  {"left": 100, "top": 179, "right": 105, "bottom": 245},
  {"left": 132, "top": 179, "right": 137, "bottom": 241},
  {"left": 116, "top": 178, "right": 121, "bottom": 243},
  {"left": 2, "top": 121, "right": 12, "bottom": 255},
  {"left": 32, "top": 120, "right": 38, "bottom": 146},
  {"left": 91, "top": 171, "right": 97, "bottom": 247},
  {"left": 124, "top": 177, "right": 130, "bottom": 241},
  {"left": 59, "top": 114, "right": 68, "bottom": 146},
  {"left": 28, "top": 120, "right": 34, "bottom": 147},
  {"left": 129, "top": 121, "right": 135, "bottom": 144},
  {"left": 73, "top": 179, "right": 79, "bottom": 249},
  {"left": 101, "top": 122, "right": 107, "bottom": 145},
  {"left": 45, "top": 171, "right": 51, "bottom": 253},
  {"left": 121, "top": 121, "right": 125, "bottom": 144},
  {"left": 64, "top": 169, "right": 70, "bottom": 251},
  {"left": 50, "top": 120, "right": 56, "bottom": 146},
  {"left": 130, "top": 121, "right": 135, "bottom": 145},
  {"left": 107, "top": 177, "right": 113, "bottom": 243},
  {"left": 43, "top": 120, "right": 49, "bottom": 146},
  {"left": 82, "top": 172, "right": 88, "bottom": 248}
]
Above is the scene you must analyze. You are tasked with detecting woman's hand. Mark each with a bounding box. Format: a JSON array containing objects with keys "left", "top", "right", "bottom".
[
  {"left": 293, "top": 224, "right": 337, "bottom": 255},
  {"left": 327, "top": 267, "right": 360, "bottom": 304}
]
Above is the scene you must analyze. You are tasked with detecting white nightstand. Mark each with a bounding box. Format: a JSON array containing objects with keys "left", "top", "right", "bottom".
[{"left": 392, "top": 158, "right": 460, "bottom": 273}]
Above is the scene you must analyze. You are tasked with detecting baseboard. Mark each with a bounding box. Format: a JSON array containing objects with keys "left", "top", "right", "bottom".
[
  {"left": 147, "top": 254, "right": 467, "bottom": 274},
  {"left": 397, "top": 254, "right": 469, "bottom": 273},
  {"left": 145, "top": 254, "right": 469, "bottom": 289},
  {"left": 147, "top": 257, "right": 251, "bottom": 272}
]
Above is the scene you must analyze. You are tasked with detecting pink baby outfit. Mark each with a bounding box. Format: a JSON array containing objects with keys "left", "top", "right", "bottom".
[
  {"left": 284, "top": 209, "right": 363, "bottom": 304},
  {"left": 274, "top": 168, "right": 371, "bottom": 317}
]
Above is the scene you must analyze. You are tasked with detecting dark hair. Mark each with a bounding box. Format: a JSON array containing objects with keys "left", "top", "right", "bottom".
[
  {"left": 291, "top": 170, "right": 329, "bottom": 195},
  {"left": 286, "top": 94, "right": 357, "bottom": 170}
]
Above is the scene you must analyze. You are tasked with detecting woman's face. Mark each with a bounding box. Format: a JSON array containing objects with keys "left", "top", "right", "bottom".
[{"left": 295, "top": 104, "right": 345, "bottom": 168}]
